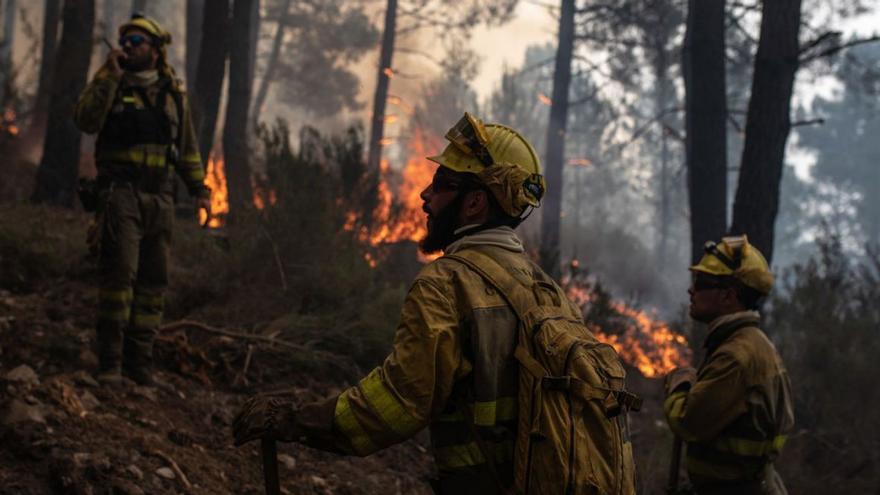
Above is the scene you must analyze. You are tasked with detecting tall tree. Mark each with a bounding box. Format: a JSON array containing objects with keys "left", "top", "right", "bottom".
[
  {"left": 539, "top": 0, "right": 575, "bottom": 280},
  {"left": 192, "top": 0, "right": 229, "bottom": 162},
  {"left": 185, "top": 0, "right": 204, "bottom": 89},
  {"left": 131, "top": 0, "right": 147, "bottom": 15},
  {"left": 366, "top": 0, "right": 397, "bottom": 172},
  {"left": 0, "top": 0, "right": 17, "bottom": 103},
  {"left": 250, "top": 0, "right": 291, "bottom": 130},
  {"left": 683, "top": 0, "right": 728, "bottom": 264},
  {"left": 222, "top": 0, "right": 257, "bottom": 211},
  {"left": 366, "top": 0, "right": 517, "bottom": 172},
  {"left": 28, "top": 0, "right": 61, "bottom": 139},
  {"left": 729, "top": 0, "right": 802, "bottom": 264},
  {"left": 32, "top": 0, "right": 95, "bottom": 206},
  {"left": 102, "top": 0, "right": 115, "bottom": 36}
]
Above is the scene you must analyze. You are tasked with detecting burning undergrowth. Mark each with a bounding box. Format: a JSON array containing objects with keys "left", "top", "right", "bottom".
[{"left": 562, "top": 262, "right": 691, "bottom": 378}]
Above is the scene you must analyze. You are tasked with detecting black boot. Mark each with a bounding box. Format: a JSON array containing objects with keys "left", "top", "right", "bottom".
[
  {"left": 95, "top": 321, "right": 124, "bottom": 386},
  {"left": 122, "top": 324, "right": 157, "bottom": 386}
]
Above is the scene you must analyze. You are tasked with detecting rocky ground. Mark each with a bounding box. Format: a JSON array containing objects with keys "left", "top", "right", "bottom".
[{"left": 0, "top": 278, "right": 435, "bottom": 495}]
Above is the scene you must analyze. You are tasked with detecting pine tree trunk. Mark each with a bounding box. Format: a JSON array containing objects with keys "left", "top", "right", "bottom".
[
  {"left": 730, "top": 0, "right": 802, "bottom": 264},
  {"left": 131, "top": 0, "right": 147, "bottom": 15},
  {"left": 185, "top": 0, "right": 204, "bottom": 90},
  {"left": 366, "top": 0, "right": 397, "bottom": 171},
  {"left": 32, "top": 0, "right": 95, "bottom": 206},
  {"left": 0, "top": 0, "right": 17, "bottom": 103},
  {"left": 250, "top": 0, "right": 291, "bottom": 130},
  {"left": 193, "top": 0, "right": 229, "bottom": 162},
  {"left": 223, "top": 0, "right": 257, "bottom": 212},
  {"left": 683, "top": 0, "right": 728, "bottom": 264},
  {"left": 539, "top": 0, "right": 575, "bottom": 281},
  {"left": 28, "top": 0, "right": 61, "bottom": 139},
  {"left": 654, "top": 45, "right": 672, "bottom": 265},
  {"left": 102, "top": 0, "right": 115, "bottom": 37}
]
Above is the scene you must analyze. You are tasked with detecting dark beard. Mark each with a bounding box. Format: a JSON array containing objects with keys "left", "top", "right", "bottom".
[
  {"left": 419, "top": 193, "right": 463, "bottom": 254},
  {"left": 122, "top": 53, "right": 154, "bottom": 72}
]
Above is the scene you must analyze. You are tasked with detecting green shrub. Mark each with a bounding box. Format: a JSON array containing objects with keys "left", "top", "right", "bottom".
[
  {"left": 767, "top": 237, "right": 880, "bottom": 493},
  {"left": 0, "top": 204, "right": 89, "bottom": 292}
]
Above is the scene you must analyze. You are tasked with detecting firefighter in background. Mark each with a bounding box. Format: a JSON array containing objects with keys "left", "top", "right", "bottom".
[
  {"left": 232, "top": 113, "right": 637, "bottom": 494},
  {"left": 664, "top": 236, "right": 795, "bottom": 494},
  {"left": 74, "top": 14, "right": 210, "bottom": 386}
]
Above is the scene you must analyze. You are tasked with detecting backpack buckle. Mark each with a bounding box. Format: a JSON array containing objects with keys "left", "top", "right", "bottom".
[{"left": 541, "top": 375, "right": 571, "bottom": 391}]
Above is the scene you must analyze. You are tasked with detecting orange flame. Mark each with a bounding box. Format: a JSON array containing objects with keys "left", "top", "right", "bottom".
[
  {"left": 346, "top": 127, "right": 443, "bottom": 265},
  {"left": 568, "top": 158, "right": 592, "bottom": 167},
  {"left": 1, "top": 108, "right": 18, "bottom": 137},
  {"left": 563, "top": 273, "right": 691, "bottom": 378},
  {"left": 537, "top": 93, "right": 552, "bottom": 105},
  {"left": 200, "top": 155, "right": 228, "bottom": 228},
  {"left": 383, "top": 67, "right": 395, "bottom": 78}
]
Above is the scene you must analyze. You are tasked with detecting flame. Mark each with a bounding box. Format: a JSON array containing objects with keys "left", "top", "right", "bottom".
[
  {"left": 383, "top": 67, "right": 395, "bottom": 78},
  {"left": 384, "top": 115, "right": 399, "bottom": 124},
  {"left": 252, "top": 177, "right": 277, "bottom": 211},
  {"left": 537, "top": 93, "right": 552, "bottom": 105},
  {"left": 1, "top": 108, "right": 18, "bottom": 137},
  {"left": 199, "top": 155, "right": 228, "bottom": 228},
  {"left": 379, "top": 137, "right": 395, "bottom": 146},
  {"left": 563, "top": 274, "right": 691, "bottom": 378},
  {"left": 346, "top": 127, "right": 443, "bottom": 265},
  {"left": 568, "top": 158, "right": 592, "bottom": 167}
]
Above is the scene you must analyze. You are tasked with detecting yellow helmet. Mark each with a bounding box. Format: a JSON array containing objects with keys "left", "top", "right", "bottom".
[
  {"left": 428, "top": 112, "right": 545, "bottom": 217},
  {"left": 690, "top": 235, "right": 774, "bottom": 294},
  {"left": 119, "top": 14, "right": 172, "bottom": 46}
]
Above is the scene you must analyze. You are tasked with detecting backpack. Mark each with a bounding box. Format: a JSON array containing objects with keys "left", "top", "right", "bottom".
[{"left": 447, "top": 248, "right": 640, "bottom": 495}]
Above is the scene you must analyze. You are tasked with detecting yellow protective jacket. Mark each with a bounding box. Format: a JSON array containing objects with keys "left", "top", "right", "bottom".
[
  {"left": 74, "top": 64, "right": 207, "bottom": 197},
  {"left": 296, "top": 227, "right": 583, "bottom": 494},
  {"left": 664, "top": 311, "right": 795, "bottom": 494}
]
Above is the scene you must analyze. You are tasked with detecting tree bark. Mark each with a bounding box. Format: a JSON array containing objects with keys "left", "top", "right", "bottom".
[
  {"left": 250, "top": 0, "right": 291, "bottom": 130},
  {"left": 102, "top": 0, "right": 114, "bottom": 36},
  {"left": 131, "top": 0, "right": 147, "bottom": 15},
  {"left": 32, "top": 0, "right": 95, "bottom": 206},
  {"left": 28, "top": 0, "right": 61, "bottom": 138},
  {"left": 730, "top": 0, "right": 802, "bottom": 264},
  {"left": 539, "top": 0, "right": 575, "bottom": 281},
  {"left": 683, "top": 0, "right": 728, "bottom": 264},
  {"left": 0, "top": 0, "right": 17, "bottom": 103},
  {"left": 222, "top": 0, "right": 257, "bottom": 212},
  {"left": 185, "top": 0, "right": 204, "bottom": 90},
  {"left": 654, "top": 44, "right": 672, "bottom": 265},
  {"left": 192, "top": 0, "right": 229, "bottom": 162},
  {"left": 366, "top": 0, "right": 397, "bottom": 172}
]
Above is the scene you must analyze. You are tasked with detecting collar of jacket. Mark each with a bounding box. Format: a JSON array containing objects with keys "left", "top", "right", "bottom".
[
  {"left": 124, "top": 69, "right": 160, "bottom": 87},
  {"left": 703, "top": 310, "right": 761, "bottom": 357},
  {"left": 444, "top": 225, "right": 525, "bottom": 255}
]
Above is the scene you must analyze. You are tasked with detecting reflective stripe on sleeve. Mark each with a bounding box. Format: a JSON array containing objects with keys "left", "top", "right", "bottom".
[
  {"left": 334, "top": 390, "right": 377, "bottom": 455},
  {"left": 359, "top": 369, "right": 423, "bottom": 437}
]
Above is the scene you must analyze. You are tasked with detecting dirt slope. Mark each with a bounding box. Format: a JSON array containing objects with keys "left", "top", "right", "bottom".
[{"left": 0, "top": 278, "right": 435, "bottom": 495}]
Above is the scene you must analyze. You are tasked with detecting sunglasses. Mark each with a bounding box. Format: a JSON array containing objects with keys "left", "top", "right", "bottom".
[
  {"left": 430, "top": 175, "right": 463, "bottom": 193},
  {"left": 691, "top": 276, "right": 730, "bottom": 292},
  {"left": 119, "top": 34, "right": 151, "bottom": 47}
]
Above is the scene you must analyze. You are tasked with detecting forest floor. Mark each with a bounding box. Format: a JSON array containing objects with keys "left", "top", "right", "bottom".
[
  {"left": 0, "top": 275, "right": 436, "bottom": 495},
  {"left": 0, "top": 204, "right": 671, "bottom": 494}
]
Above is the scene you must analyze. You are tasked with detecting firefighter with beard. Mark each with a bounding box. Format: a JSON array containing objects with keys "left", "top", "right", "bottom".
[
  {"left": 232, "top": 113, "right": 602, "bottom": 493},
  {"left": 74, "top": 14, "right": 211, "bottom": 386},
  {"left": 664, "top": 236, "right": 794, "bottom": 494}
]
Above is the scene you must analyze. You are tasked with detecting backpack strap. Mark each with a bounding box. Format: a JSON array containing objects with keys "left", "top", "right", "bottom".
[{"left": 444, "top": 248, "right": 539, "bottom": 321}]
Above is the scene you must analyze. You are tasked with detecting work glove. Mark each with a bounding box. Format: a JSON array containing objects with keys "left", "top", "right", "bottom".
[
  {"left": 664, "top": 366, "right": 697, "bottom": 396},
  {"left": 232, "top": 396, "right": 300, "bottom": 446}
]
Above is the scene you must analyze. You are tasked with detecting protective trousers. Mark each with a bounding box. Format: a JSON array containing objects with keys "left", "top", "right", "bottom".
[{"left": 95, "top": 184, "right": 173, "bottom": 379}]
